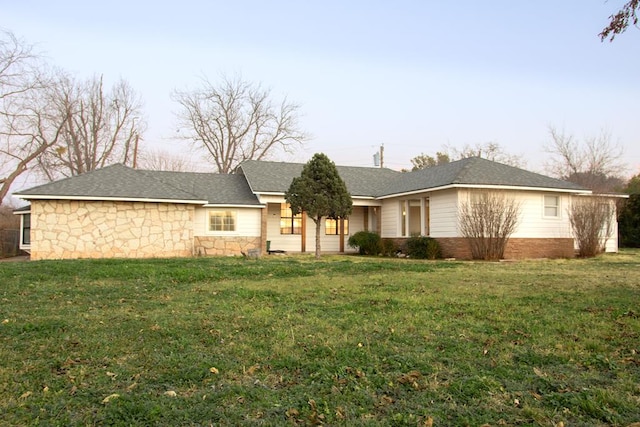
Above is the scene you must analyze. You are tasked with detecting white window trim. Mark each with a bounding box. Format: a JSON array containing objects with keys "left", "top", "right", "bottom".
[
  {"left": 207, "top": 209, "right": 238, "bottom": 235},
  {"left": 543, "top": 194, "right": 561, "bottom": 219}
]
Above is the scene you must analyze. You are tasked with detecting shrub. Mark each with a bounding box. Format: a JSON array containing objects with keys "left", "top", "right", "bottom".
[
  {"left": 406, "top": 235, "right": 442, "bottom": 259},
  {"left": 347, "top": 231, "right": 381, "bottom": 255},
  {"left": 568, "top": 196, "right": 614, "bottom": 257},
  {"left": 459, "top": 192, "right": 520, "bottom": 260},
  {"left": 380, "top": 239, "right": 398, "bottom": 257}
]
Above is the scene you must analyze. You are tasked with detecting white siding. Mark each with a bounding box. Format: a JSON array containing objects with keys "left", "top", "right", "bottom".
[
  {"left": 320, "top": 207, "right": 364, "bottom": 253},
  {"left": 508, "top": 192, "right": 572, "bottom": 239},
  {"left": 194, "top": 207, "right": 261, "bottom": 237},
  {"left": 380, "top": 199, "right": 401, "bottom": 237},
  {"left": 381, "top": 191, "right": 459, "bottom": 238},
  {"left": 265, "top": 204, "right": 364, "bottom": 253},
  {"left": 429, "top": 189, "right": 459, "bottom": 237},
  {"left": 265, "top": 203, "right": 302, "bottom": 252}
]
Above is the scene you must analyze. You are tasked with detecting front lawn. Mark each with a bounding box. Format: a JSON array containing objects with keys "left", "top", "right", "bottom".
[{"left": 1, "top": 252, "right": 639, "bottom": 426}]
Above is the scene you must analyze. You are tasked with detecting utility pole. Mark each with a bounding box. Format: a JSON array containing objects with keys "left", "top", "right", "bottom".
[
  {"left": 373, "top": 144, "right": 385, "bottom": 168},
  {"left": 132, "top": 133, "right": 139, "bottom": 169}
]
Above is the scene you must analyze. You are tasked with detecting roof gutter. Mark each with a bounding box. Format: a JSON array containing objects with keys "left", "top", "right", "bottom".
[{"left": 14, "top": 194, "right": 209, "bottom": 205}]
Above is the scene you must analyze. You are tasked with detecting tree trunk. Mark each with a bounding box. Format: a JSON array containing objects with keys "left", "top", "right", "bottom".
[{"left": 315, "top": 217, "right": 322, "bottom": 259}]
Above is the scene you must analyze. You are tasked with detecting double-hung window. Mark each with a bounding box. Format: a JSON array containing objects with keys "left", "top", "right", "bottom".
[
  {"left": 325, "top": 218, "right": 349, "bottom": 235},
  {"left": 22, "top": 213, "right": 31, "bottom": 245},
  {"left": 280, "top": 204, "right": 302, "bottom": 235},
  {"left": 544, "top": 195, "right": 560, "bottom": 218},
  {"left": 209, "top": 210, "right": 236, "bottom": 232}
]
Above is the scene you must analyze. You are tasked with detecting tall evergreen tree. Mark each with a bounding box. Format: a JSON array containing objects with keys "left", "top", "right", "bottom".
[
  {"left": 285, "top": 153, "right": 352, "bottom": 259},
  {"left": 619, "top": 173, "right": 640, "bottom": 247}
]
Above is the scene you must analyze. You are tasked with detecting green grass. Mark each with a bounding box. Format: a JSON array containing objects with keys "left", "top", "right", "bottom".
[{"left": 1, "top": 251, "right": 639, "bottom": 426}]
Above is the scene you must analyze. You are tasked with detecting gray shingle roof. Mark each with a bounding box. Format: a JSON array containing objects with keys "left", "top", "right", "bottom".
[
  {"left": 14, "top": 157, "right": 588, "bottom": 206},
  {"left": 238, "top": 160, "right": 401, "bottom": 197},
  {"left": 15, "top": 164, "right": 261, "bottom": 205},
  {"left": 378, "top": 157, "right": 587, "bottom": 196},
  {"left": 137, "top": 170, "right": 261, "bottom": 205}
]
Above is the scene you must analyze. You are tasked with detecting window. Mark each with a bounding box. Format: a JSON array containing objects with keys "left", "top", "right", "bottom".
[
  {"left": 544, "top": 195, "right": 560, "bottom": 217},
  {"left": 280, "top": 204, "right": 302, "bottom": 234},
  {"left": 22, "top": 213, "right": 31, "bottom": 245},
  {"left": 470, "top": 191, "right": 489, "bottom": 206},
  {"left": 325, "top": 218, "right": 349, "bottom": 235},
  {"left": 209, "top": 210, "right": 236, "bottom": 232}
]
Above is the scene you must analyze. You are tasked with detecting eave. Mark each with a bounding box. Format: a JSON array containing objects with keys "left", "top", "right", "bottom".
[
  {"left": 15, "top": 195, "right": 209, "bottom": 205},
  {"left": 202, "top": 204, "right": 265, "bottom": 209},
  {"left": 376, "top": 183, "right": 592, "bottom": 200}
]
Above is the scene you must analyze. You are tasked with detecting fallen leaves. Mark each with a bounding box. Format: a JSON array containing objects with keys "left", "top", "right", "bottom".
[
  {"left": 101, "top": 393, "right": 120, "bottom": 404},
  {"left": 398, "top": 370, "right": 423, "bottom": 390},
  {"left": 209, "top": 367, "right": 219, "bottom": 375}
]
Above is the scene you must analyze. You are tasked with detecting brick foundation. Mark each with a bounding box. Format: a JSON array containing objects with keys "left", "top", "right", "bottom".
[{"left": 435, "top": 237, "right": 575, "bottom": 260}]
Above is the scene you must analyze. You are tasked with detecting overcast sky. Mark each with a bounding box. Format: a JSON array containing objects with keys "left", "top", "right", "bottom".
[{"left": 4, "top": 0, "right": 640, "bottom": 179}]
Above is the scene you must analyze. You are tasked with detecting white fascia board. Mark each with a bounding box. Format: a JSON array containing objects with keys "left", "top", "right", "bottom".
[
  {"left": 454, "top": 184, "right": 592, "bottom": 194},
  {"left": 575, "top": 193, "right": 629, "bottom": 199},
  {"left": 203, "top": 204, "right": 265, "bottom": 208},
  {"left": 255, "top": 191, "right": 375, "bottom": 204},
  {"left": 15, "top": 195, "right": 209, "bottom": 205},
  {"left": 376, "top": 184, "right": 592, "bottom": 200},
  {"left": 254, "top": 191, "right": 285, "bottom": 197}
]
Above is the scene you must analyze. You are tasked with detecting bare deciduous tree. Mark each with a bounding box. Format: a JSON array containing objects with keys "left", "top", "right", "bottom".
[
  {"left": 37, "top": 73, "right": 145, "bottom": 180},
  {"left": 447, "top": 142, "right": 525, "bottom": 168},
  {"left": 0, "top": 30, "right": 67, "bottom": 205},
  {"left": 138, "top": 150, "right": 195, "bottom": 172},
  {"left": 600, "top": 0, "right": 640, "bottom": 41},
  {"left": 173, "top": 75, "right": 307, "bottom": 173},
  {"left": 568, "top": 196, "right": 614, "bottom": 257},
  {"left": 545, "top": 126, "right": 625, "bottom": 193},
  {"left": 459, "top": 192, "right": 521, "bottom": 260},
  {"left": 410, "top": 142, "right": 523, "bottom": 171}
]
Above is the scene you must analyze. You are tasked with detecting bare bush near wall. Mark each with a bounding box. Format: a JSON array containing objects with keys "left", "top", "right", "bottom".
[
  {"left": 459, "top": 193, "right": 521, "bottom": 260},
  {"left": 568, "top": 196, "right": 614, "bottom": 257}
]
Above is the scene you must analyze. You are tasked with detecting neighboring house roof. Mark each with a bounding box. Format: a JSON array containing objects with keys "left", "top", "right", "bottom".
[
  {"left": 13, "top": 164, "right": 261, "bottom": 206},
  {"left": 238, "top": 160, "right": 402, "bottom": 197},
  {"left": 377, "top": 157, "right": 588, "bottom": 197},
  {"left": 12, "top": 205, "right": 30, "bottom": 214}
]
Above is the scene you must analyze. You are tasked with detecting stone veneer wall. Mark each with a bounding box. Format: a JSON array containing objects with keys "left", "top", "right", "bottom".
[
  {"left": 194, "top": 236, "right": 261, "bottom": 256},
  {"left": 30, "top": 200, "right": 195, "bottom": 260}
]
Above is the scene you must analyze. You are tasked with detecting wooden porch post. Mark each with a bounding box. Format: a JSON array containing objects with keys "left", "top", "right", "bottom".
[
  {"left": 301, "top": 213, "right": 306, "bottom": 252},
  {"left": 363, "top": 207, "right": 369, "bottom": 231},
  {"left": 420, "top": 198, "right": 426, "bottom": 236},
  {"left": 261, "top": 205, "right": 268, "bottom": 254}
]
